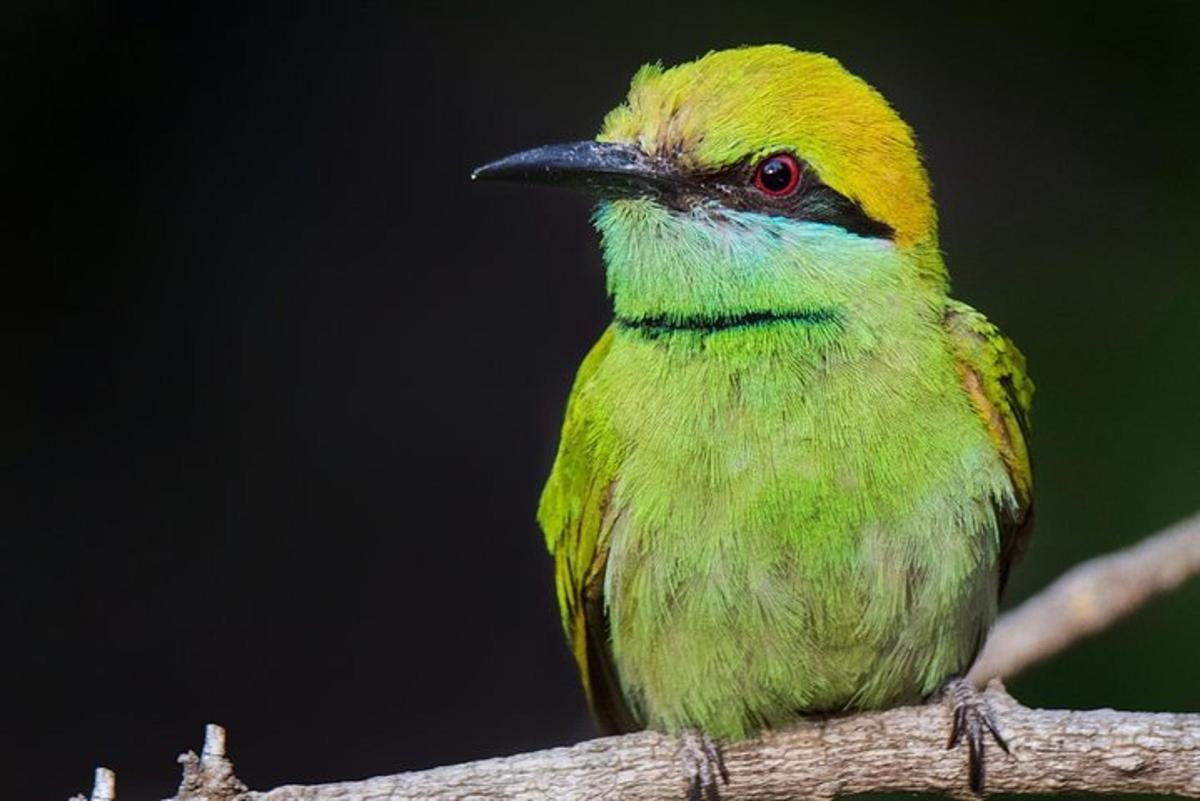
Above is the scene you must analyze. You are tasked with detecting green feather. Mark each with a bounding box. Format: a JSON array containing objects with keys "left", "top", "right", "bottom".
[{"left": 530, "top": 46, "right": 1033, "bottom": 742}]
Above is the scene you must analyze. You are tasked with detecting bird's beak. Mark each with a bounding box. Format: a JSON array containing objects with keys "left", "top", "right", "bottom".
[{"left": 471, "top": 141, "right": 673, "bottom": 197}]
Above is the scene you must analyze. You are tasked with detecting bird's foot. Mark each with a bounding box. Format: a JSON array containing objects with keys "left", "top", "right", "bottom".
[
  {"left": 942, "top": 677, "right": 1010, "bottom": 794},
  {"left": 677, "top": 729, "right": 729, "bottom": 801}
]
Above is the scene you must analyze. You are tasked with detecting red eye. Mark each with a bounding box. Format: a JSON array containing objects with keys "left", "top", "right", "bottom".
[{"left": 753, "top": 153, "right": 801, "bottom": 197}]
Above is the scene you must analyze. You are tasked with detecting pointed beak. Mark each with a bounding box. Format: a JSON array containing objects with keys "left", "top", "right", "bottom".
[{"left": 471, "top": 141, "right": 672, "bottom": 197}]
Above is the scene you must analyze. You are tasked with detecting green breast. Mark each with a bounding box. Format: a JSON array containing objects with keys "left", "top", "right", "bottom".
[{"left": 581, "top": 312, "right": 1013, "bottom": 739}]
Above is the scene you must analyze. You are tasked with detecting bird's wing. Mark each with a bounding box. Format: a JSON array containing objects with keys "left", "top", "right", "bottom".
[
  {"left": 944, "top": 300, "right": 1035, "bottom": 596},
  {"left": 537, "top": 326, "right": 638, "bottom": 734}
]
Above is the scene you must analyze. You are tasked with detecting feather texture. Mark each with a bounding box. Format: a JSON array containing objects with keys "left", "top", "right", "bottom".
[{"left": 533, "top": 46, "right": 1033, "bottom": 740}]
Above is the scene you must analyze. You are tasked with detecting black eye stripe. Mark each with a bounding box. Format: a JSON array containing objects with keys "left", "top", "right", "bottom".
[{"left": 661, "top": 155, "right": 895, "bottom": 240}]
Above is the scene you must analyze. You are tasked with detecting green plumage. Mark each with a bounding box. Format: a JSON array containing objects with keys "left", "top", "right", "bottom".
[
  {"left": 494, "top": 45, "right": 1034, "bottom": 743},
  {"left": 539, "top": 201, "right": 1031, "bottom": 738}
]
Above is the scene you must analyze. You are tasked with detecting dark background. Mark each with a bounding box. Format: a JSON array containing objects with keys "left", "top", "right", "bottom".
[{"left": 7, "top": 3, "right": 1200, "bottom": 798}]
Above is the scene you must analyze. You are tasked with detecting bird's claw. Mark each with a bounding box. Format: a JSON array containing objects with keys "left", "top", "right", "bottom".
[
  {"left": 943, "top": 677, "right": 1009, "bottom": 794},
  {"left": 678, "top": 729, "right": 729, "bottom": 801}
]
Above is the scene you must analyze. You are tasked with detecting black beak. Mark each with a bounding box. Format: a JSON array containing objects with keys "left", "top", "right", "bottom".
[{"left": 471, "top": 140, "right": 672, "bottom": 197}]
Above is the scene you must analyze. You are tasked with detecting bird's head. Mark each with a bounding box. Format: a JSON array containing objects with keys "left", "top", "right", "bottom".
[{"left": 475, "top": 46, "right": 943, "bottom": 338}]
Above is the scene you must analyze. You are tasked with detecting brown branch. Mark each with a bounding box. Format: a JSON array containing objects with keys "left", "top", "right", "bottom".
[
  {"left": 72, "top": 512, "right": 1200, "bottom": 800},
  {"left": 969, "top": 510, "right": 1200, "bottom": 685},
  {"left": 175, "top": 724, "right": 247, "bottom": 800},
  {"left": 146, "top": 687, "right": 1200, "bottom": 801}
]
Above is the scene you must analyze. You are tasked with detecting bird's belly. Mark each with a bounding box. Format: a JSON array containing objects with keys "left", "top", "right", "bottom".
[
  {"left": 590, "top": 324, "right": 1014, "bottom": 739},
  {"left": 603, "top": 434, "right": 1004, "bottom": 740}
]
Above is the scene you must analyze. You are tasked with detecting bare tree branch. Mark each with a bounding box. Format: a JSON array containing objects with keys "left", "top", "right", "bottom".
[
  {"left": 246, "top": 685, "right": 1200, "bottom": 800},
  {"left": 147, "top": 686, "right": 1200, "bottom": 801},
  {"left": 969, "top": 510, "right": 1200, "bottom": 685},
  {"left": 174, "top": 724, "right": 247, "bottom": 801},
  {"left": 68, "top": 511, "right": 1200, "bottom": 800}
]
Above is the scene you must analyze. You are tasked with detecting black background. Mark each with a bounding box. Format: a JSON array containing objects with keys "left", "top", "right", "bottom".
[{"left": 7, "top": 3, "right": 1200, "bottom": 799}]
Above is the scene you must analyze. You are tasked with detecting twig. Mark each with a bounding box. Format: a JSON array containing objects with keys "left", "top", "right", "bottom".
[
  {"left": 72, "top": 512, "right": 1200, "bottom": 800},
  {"left": 174, "top": 724, "right": 247, "bottom": 801},
  {"left": 246, "top": 684, "right": 1200, "bottom": 800},
  {"left": 969, "top": 511, "right": 1200, "bottom": 685}
]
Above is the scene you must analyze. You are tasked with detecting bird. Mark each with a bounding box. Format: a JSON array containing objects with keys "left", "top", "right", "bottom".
[{"left": 473, "top": 45, "right": 1033, "bottom": 799}]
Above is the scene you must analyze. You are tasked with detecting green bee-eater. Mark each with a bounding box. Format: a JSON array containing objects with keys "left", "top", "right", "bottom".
[{"left": 475, "top": 45, "right": 1033, "bottom": 797}]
